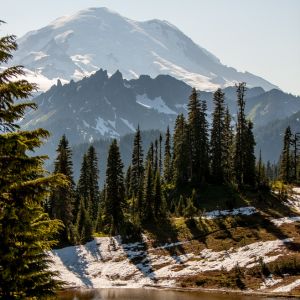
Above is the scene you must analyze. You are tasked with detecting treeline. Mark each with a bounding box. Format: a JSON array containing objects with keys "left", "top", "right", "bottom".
[{"left": 46, "top": 83, "right": 271, "bottom": 244}]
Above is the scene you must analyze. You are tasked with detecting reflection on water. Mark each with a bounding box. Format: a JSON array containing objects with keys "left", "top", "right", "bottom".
[{"left": 58, "top": 288, "right": 288, "bottom": 300}]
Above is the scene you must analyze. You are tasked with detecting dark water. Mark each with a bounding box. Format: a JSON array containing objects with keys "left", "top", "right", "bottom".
[{"left": 58, "top": 289, "right": 289, "bottom": 300}]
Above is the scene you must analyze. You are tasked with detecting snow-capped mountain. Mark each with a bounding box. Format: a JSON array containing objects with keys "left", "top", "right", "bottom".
[{"left": 13, "top": 7, "right": 277, "bottom": 92}]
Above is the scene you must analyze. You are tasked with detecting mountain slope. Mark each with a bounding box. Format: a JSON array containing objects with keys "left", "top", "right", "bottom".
[
  {"left": 21, "top": 69, "right": 300, "bottom": 163},
  {"left": 13, "top": 7, "right": 276, "bottom": 92}
]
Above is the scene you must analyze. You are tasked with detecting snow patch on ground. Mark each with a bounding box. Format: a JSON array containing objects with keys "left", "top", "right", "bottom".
[
  {"left": 272, "top": 279, "right": 300, "bottom": 293},
  {"left": 136, "top": 94, "right": 176, "bottom": 115},
  {"left": 287, "top": 188, "right": 300, "bottom": 212},
  {"left": 271, "top": 216, "right": 300, "bottom": 226},
  {"left": 204, "top": 206, "right": 257, "bottom": 219},
  {"left": 259, "top": 276, "right": 282, "bottom": 290},
  {"left": 49, "top": 236, "right": 292, "bottom": 289}
]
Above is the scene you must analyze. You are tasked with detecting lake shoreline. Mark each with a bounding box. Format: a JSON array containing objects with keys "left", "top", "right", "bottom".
[
  {"left": 147, "top": 285, "right": 299, "bottom": 298},
  {"left": 60, "top": 285, "right": 299, "bottom": 298}
]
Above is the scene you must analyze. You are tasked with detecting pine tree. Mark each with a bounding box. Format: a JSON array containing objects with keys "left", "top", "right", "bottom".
[
  {"left": 86, "top": 145, "right": 100, "bottom": 222},
  {"left": 176, "top": 195, "right": 185, "bottom": 216},
  {"left": 210, "top": 88, "right": 226, "bottom": 183},
  {"left": 187, "top": 88, "right": 202, "bottom": 184},
  {"left": 49, "top": 135, "right": 75, "bottom": 245},
  {"left": 163, "top": 126, "right": 172, "bottom": 184},
  {"left": 130, "top": 126, "right": 144, "bottom": 219},
  {"left": 280, "top": 126, "right": 293, "bottom": 183},
  {"left": 153, "top": 171, "right": 162, "bottom": 218},
  {"left": 244, "top": 120, "right": 256, "bottom": 186},
  {"left": 75, "top": 199, "right": 93, "bottom": 244},
  {"left": 200, "top": 99, "right": 210, "bottom": 180},
  {"left": 159, "top": 134, "right": 163, "bottom": 175},
  {"left": 173, "top": 114, "right": 189, "bottom": 186},
  {"left": 75, "top": 154, "right": 89, "bottom": 220},
  {"left": 104, "top": 139, "right": 125, "bottom": 235},
  {"left": 125, "top": 165, "right": 132, "bottom": 199},
  {"left": 143, "top": 160, "right": 154, "bottom": 221},
  {"left": 183, "top": 197, "right": 197, "bottom": 220},
  {"left": 234, "top": 82, "right": 248, "bottom": 186},
  {"left": 0, "top": 26, "right": 64, "bottom": 298},
  {"left": 223, "top": 107, "right": 234, "bottom": 182}
]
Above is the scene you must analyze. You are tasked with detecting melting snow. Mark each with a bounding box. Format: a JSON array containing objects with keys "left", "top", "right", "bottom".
[
  {"left": 136, "top": 94, "right": 176, "bottom": 115},
  {"left": 48, "top": 236, "right": 292, "bottom": 289},
  {"left": 272, "top": 279, "right": 300, "bottom": 293},
  {"left": 204, "top": 206, "right": 257, "bottom": 219},
  {"left": 271, "top": 216, "right": 300, "bottom": 226}
]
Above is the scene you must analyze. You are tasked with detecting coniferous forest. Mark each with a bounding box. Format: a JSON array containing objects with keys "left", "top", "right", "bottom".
[{"left": 44, "top": 83, "right": 261, "bottom": 245}]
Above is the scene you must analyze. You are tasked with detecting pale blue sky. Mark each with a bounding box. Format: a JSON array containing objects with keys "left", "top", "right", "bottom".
[{"left": 2, "top": 0, "right": 300, "bottom": 95}]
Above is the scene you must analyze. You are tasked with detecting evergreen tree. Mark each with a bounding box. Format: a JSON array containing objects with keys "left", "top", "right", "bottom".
[
  {"left": 176, "top": 195, "right": 185, "bottom": 216},
  {"left": 86, "top": 145, "right": 100, "bottom": 221},
  {"left": 173, "top": 114, "right": 189, "bottom": 186},
  {"left": 210, "top": 88, "right": 226, "bottom": 183},
  {"left": 244, "top": 120, "right": 256, "bottom": 186},
  {"left": 75, "top": 154, "right": 89, "bottom": 220},
  {"left": 200, "top": 99, "right": 210, "bottom": 180},
  {"left": 75, "top": 199, "right": 93, "bottom": 244},
  {"left": 223, "top": 107, "right": 234, "bottom": 182},
  {"left": 0, "top": 27, "right": 64, "bottom": 298},
  {"left": 104, "top": 140, "right": 125, "bottom": 235},
  {"left": 159, "top": 134, "right": 163, "bottom": 175},
  {"left": 187, "top": 88, "right": 202, "bottom": 184},
  {"left": 130, "top": 126, "right": 144, "bottom": 219},
  {"left": 153, "top": 171, "right": 162, "bottom": 218},
  {"left": 49, "top": 135, "right": 75, "bottom": 245},
  {"left": 143, "top": 160, "right": 154, "bottom": 221},
  {"left": 183, "top": 197, "right": 197, "bottom": 220},
  {"left": 125, "top": 165, "right": 132, "bottom": 199},
  {"left": 234, "top": 82, "right": 248, "bottom": 186},
  {"left": 163, "top": 126, "right": 172, "bottom": 184},
  {"left": 280, "top": 126, "right": 293, "bottom": 183}
]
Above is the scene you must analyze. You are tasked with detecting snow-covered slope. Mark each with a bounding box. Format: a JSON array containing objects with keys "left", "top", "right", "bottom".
[{"left": 13, "top": 7, "right": 276, "bottom": 92}]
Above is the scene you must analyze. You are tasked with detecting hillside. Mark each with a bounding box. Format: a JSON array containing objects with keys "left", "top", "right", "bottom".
[{"left": 49, "top": 186, "right": 300, "bottom": 296}]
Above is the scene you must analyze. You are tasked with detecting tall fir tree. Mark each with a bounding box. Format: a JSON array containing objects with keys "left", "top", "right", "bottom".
[
  {"left": 143, "top": 160, "right": 154, "bottom": 221},
  {"left": 130, "top": 126, "right": 144, "bottom": 219},
  {"left": 153, "top": 171, "right": 162, "bottom": 218},
  {"left": 187, "top": 88, "right": 203, "bottom": 184},
  {"left": 75, "top": 154, "right": 89, "bottom": 220},
  {"left": 0, "top": 26, "right": 64, "bottom": 298},
  {"left": 210, "top": 88, "right": 226, "bottom": 183},
  {"left": 244, "top": 120, "right": 256, "bottom": 186},
  {"left": 200, "top": 99, "right": 210, "bottom": 180},
  {"left": 279, "top": 126, "right": 293, "bottom": 183},
  {"left": 104, "top": 139, "right": 125, "bottom": 235},
  {"left": 86, "top": 145, "right": 100, "bottom": 221},
  {"left": 159, "top": 134, "right": 163, "bottom": 175},
  {"left": 234, "top": 82, "right": 248, "bottom": 186},
  {"left": 163, "top": 126, "right": 172, "bottom": 184},
  {"left": 223, "top": 107, "right": 234, "bottom": 182},
  {"left": 75, "top": 199, "right": 93, "bottom": 244},
  {"left": 49, "top": 134, "right": 75, "bottom": 245},
  {"left": 173, "top": 114, "right": 189, "bottom": 186}
]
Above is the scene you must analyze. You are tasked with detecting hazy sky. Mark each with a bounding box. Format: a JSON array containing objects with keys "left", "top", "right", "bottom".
[{"left": 2, "top": 0, "right": 300, "bottom": 95}]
